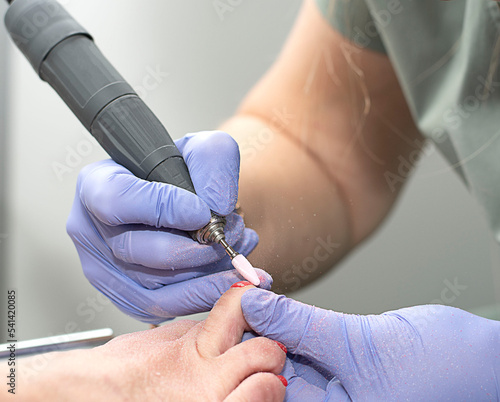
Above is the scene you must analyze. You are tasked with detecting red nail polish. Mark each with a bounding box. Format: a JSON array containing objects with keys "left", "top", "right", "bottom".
[
  {"left": 277, "top": 375, "right": 288, "bottom": 387},
  {"left": 230, "top": 281, "right": 253, "bottom": 288},
  {"left": 273, "top": 340, "right": 287, "bottom": 354}
]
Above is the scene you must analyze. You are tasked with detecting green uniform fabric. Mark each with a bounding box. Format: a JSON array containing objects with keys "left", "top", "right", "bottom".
[
  {"left": 317, "top": 0, "right": 500, "bottom": 242},
  {"left": 316, "top": 0, "right": 387, "bottom": 53}
]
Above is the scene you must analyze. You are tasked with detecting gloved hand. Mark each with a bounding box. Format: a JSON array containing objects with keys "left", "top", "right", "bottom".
[
  {"left": 67, "top": 131, "right": 269, "bottom": 324},
  {"left": 241, "top": 289, "right": 500, "bottom": 401}
]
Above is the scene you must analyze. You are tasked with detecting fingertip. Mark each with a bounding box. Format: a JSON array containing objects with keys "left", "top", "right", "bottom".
[
  {"left": 230, "top": 281, "right": 255, "bottom": 289},
  {"left": 240, "top": 289, "right": 284, "bottom": 335},
  {"left": 230, "top": 269, "right": 272, "bottom": 291},
  {"left": 285, "top": 376, "right": 329, "bottom": 401},
  {"left": 240, "top": 287, "right": 274, "bottom": 309},
  {"left": 254, "top": 269, "right": 273, "bottom": 290},
  {"left": 277, "top": 375, "right": 288, "bottom": 387},
  {"left": 224, "top": 372, "right": 286, "bottom": 402},
  {"left": 199, "top": 186, "right": 238, "bottom": 217},
  {"left": 200, "top": 130, "right": 240, "bottom": 162}
]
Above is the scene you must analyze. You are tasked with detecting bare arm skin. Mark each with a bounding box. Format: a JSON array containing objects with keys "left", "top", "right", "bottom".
[{"left": 220, "top": 0, "right": 423, "bottom": 292}]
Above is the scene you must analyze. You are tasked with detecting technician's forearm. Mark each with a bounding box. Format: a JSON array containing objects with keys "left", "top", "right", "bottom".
[{"left": 217, "top": 0, "right": 423, "bottom": 292}]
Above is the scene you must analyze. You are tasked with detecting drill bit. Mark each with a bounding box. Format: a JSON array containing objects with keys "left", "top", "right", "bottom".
[
  {"left": 219, "top": 238, "right": 238, "bottom": 259},
  {"left": 219, "top": 237, "right": 260, "bottom": 285},
  {"left": 231, "top": 253, "right": 260, "bottom": 286},
  {"left": 193, "top": 214, "right": 260, "bottom": 285}
]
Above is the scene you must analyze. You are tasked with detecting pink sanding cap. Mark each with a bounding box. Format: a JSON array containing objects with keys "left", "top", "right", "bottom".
[{"left": 231, "top": 254, "right": 260, "bottom": 286}]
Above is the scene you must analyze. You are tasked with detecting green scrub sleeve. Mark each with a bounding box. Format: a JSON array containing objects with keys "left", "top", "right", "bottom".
[{"left": 315, "top": 0, "right": 387, "bottom": 53}]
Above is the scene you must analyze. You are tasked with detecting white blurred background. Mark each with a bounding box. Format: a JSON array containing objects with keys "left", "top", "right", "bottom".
[{"left": 0, "top": 0, "right": 499, "bottom": 342}]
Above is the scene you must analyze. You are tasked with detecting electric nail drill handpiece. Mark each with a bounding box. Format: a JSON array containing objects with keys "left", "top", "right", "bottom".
[{"left": 3, "top": 0, "right": 260, "bottom": 286}]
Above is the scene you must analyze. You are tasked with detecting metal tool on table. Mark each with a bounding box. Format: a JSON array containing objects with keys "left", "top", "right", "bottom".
[
  {"left": 0, "top": 329, "right": 114, "bottom": 359},
  {"left": 3, "top": 0, "right": 259, "bottom": 285}
]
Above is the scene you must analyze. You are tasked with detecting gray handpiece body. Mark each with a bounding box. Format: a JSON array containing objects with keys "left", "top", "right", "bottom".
[{"left": 4, "top": 0, "right": 195, "bottom": 193}]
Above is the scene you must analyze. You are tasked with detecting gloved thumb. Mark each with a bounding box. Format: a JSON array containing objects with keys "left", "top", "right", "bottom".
[
  {"left": 241, "top": 288, "right": 351, "bottom": 378},
  {"left": 175, "top": 131, "right": 240, "bottom": 216}
]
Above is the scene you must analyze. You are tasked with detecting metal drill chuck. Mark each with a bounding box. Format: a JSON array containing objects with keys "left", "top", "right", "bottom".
[
  {"left": 192, "top": 213, "right": 227, "bottom": 244},
  {"left": 191, "top": 214, "right": 239, "bottom": 259}
]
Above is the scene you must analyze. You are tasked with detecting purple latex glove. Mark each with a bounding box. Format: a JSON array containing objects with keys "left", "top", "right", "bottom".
[
  {"left": 242, "top": 289, "right": 500, "bottom": 401},
  {"left": 67, "top": 131, "right": 269, "bottom": 324}
]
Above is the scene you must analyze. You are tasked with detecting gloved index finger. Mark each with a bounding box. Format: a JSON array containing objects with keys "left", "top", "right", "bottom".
[
  {"left": 78, "top": 159, "right": 211, "bottom": 231},
  {"left": 95, "top": 264, "right": 273, "bottom": 325}
]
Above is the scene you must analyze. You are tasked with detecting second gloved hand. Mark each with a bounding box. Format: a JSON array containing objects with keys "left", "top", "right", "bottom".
[
  {"left": 67, "top": 131, "right": 268, "bottom": 324},
  {"left": 241, "top": 289, "right": 500, "bottom": 401}
]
